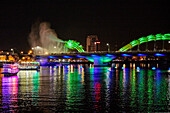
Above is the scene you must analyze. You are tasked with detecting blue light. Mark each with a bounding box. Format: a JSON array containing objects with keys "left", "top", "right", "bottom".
[
  {"left": 152, "top": 67, "right": 156, "bottom": 70},
  {"left": 137, "top": 54, "right": 147, "bottom": 56},
  {"left": 48, "top": 56, "right": 58, "bottom": 59},
  {"left": 115, "top": 66, "right": 117, "bottom": 69},
  {"left": 91, "top": 54, "right": 99, "bottom": 57},
  {"left": 90, "top": 55, "right": 101, "bottom": 59},
  {"left": 122, "top": 54, "right": 132, "bottom": 57},
  {"left": 121, "top": 67, "right": 124, "bottom": 69},
  {"left": 137, "top": 67, "right": 140, "bottom": 69},
  {"left": 105, "top": 54, "right": 115, "bottom": 57},
  {"left": 155, "top": 53, "right": 165, "bottom": 56},
  {"left": 63, "top": 56, "right": 73, "bottom": 58},
  {"left": 76, "top": 55, "right": 85, "bottom": 58}
]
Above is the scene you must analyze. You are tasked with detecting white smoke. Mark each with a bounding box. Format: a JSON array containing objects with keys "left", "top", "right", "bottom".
[{"left": 28, "top": 22, "right": 67, "bottom": 55}]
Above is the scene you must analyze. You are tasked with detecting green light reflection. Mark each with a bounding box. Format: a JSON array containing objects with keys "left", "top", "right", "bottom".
[
  {"left": 130, "top": 68, "right": 137, "bottom": 112},
  {"left": 147, "top": 70, "right": 154, "bottom": 111},
  {"left": 65, "top": 65, "right": 85, "bottom": 111},
  {"left": 32, "top": 71, "right": 39, "bottom": 106}
]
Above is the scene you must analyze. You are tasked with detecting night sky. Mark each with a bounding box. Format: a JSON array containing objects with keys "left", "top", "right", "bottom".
[{"left": 0, "top": 0, "right": 170, "bottom": 52}]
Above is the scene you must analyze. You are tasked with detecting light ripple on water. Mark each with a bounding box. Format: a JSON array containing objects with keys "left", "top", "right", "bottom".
[{"left": 0, "top": 65, "right": 169, "bottom": 112}]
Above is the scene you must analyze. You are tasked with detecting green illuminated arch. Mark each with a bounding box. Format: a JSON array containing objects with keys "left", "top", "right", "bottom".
[
  {"left": 64, "top": 40, "right": 85, "bottom": 52},
  {"left": 119, "top": 33, "right": 170, "bottom": 51}
]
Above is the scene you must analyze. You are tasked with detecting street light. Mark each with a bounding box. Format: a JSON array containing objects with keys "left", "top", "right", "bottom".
[
  {"left": 106, "top": 43, "right": 110, "bottom": 52},
  {"left": 11, "top": 48, "right": 14, "bottom": 54},
  {"left": 33, "top": 46, "right": 40, "bottom": 55}
]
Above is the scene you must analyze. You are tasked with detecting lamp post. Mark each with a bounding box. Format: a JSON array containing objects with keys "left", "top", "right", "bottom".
[
  {"left": 162, "top": 40, "right": 165, "bottom": 51},
  {"left": 106, "top": 43, "right": 110, "bottom": 52},
  {"left": 36, "top": 46, "right": 40, "bottom": 55},
  {"left": 168, "top": 41, "right": 170, "bottom": 50},
  {"left": 32, "top": 47, "right": 35, "bottom": 55},
  {"left": 154, "top": 39, "right": 156, "bottom": 51},
  {"left": 11, "top": 48, "right": 14, "bottom": 54}
]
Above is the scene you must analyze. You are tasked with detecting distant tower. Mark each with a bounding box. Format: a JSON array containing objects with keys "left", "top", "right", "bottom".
[{"left": 86, "top": 35, "right": 100, "bottom": 52}]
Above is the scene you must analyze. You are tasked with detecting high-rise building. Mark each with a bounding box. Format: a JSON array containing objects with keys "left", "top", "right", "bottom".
[{"left": 86, "top": 35, "right": 100, "bottom": 52}]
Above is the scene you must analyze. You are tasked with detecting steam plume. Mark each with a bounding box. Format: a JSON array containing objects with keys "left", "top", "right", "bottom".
[{"left": 28, "top": 22, "right": 67, "bottom": 55}]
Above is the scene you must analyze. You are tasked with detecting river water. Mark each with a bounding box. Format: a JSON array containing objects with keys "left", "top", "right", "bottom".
[{"left": 0, "top": 64, "right": 169, "bottom": 112}]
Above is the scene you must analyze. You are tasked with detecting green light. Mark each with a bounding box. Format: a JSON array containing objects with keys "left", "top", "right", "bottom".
[
  {"left": 147, "top": 35, "right": 155, "bottom": 41},
  {"left": 119, "top": 33, "right": 170, "bottom": 51},
  {"left": 103, "top": 59, "right": 112, "bottom": 62},
  {"left": 65, "top": 40, "right": 84, "bottom": 52},
  {"left": 155, "top": 34, "right": 163, "bottom": 40},
  {"left": 138, "top": 37, "right": 147, "bottom": 44},
  {"left": 163, "top": 33, "right": 170, "bottom": 40},
  {"left": 130, "top": 68, "right": 137, "bottom": 112},
  {"left": 32, "top": 71, "right": 39, "bottom": 106},
  {"left": 119, "top": 43, "right": 132, "bottom": 51},
  {"left": 88, "top": 59, "right": 94, "bottom": 62},
  {"left": 138, "top": 69, "right": 145, "bottom": 111},
  {"left": 147, "top": 70, "right": 154, "bottom": 111},
  {"left": 87, "top": 56, "right": 113, "bottom": 63},
  {"left": 119, "top": 69, "right": 123, "bottom": 97},
  {"left": 66, "top": 67, "right": 84, "bottom": 111},
  {"left": 130, "top": 40, "right": 139, "bottom": 47}
]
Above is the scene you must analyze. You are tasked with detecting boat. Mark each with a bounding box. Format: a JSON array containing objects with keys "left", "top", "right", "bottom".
[
  {"left": 18, "top": 61, "right": 40, "bottom": 71},
  {"left": 1, "top": 63, "right": 19, "bottom": 76}
]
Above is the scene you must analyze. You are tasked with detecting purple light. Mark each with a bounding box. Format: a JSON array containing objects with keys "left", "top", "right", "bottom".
[
  {"left": 2, "top": 75, "right": 18, "bottom": 110},
  {"left": 36, "top": 57, "right": 42, "bottom": 59},
  {"left": 2, "top": 64, "right": 19, "bottom": 74}
]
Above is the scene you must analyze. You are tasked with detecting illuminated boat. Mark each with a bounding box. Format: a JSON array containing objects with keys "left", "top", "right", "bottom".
[
  {"left": 2, "top": 64, "right": 19, "bottom": 76},
  {"left": 18, "top": 61, "right": 40, "bottom": 71}
]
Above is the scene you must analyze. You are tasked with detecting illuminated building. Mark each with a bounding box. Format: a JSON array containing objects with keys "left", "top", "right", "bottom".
[{"left": 86, "top": 35, "right": 100, "bottom": 52}]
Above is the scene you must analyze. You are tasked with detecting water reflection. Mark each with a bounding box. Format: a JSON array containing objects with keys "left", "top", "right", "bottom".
[
  {"left": 0, "top": 63, "right": 169, "bottom": 112},
  {"left": 137, "top": 69, "right": 145, "bottom": 111},
  {"left": 65, "top": 65, "right": 85, "bottom": 111},
  {"left": 1, "top": 75, "right": 18, "bottom": 112},
  {"left": 17, "top": 70, "right": 40, "bottom": 111}
]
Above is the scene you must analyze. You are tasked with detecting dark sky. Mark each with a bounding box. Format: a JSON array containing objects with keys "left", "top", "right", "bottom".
[{"left": 0, "top": 0, "right": 170, "bottom": 51}]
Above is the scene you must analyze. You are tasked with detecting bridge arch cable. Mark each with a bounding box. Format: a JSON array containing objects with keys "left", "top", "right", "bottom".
[{"left": 118, "top": 33, "right": 170, "bottom": 51}]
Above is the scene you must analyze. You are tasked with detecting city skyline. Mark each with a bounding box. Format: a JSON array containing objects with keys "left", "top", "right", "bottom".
[{"left": 0, "top": 0, "right": 170, "bottom": 51}]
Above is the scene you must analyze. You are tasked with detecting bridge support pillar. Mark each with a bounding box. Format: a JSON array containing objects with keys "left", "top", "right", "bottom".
[{"left": 93, "top": 58, "right": 105, "bottom": 67}]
